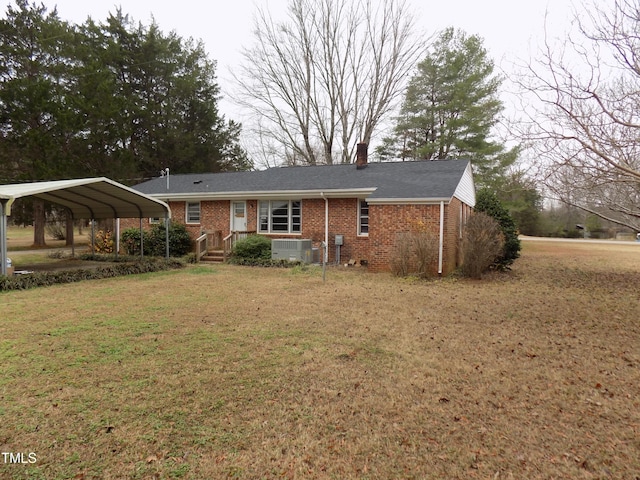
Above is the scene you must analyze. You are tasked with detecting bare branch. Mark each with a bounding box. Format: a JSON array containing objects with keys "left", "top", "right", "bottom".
[
  {"left": 232, "top": 0, "right": 426, "bottom": 165},
  {"left": 514, "top": 0, "right": 640, "bottom": 231}
]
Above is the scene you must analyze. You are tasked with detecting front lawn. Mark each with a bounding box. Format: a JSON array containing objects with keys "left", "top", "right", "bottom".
[{"left": 1, "top": 240, "right": 638, "bottom": 479}]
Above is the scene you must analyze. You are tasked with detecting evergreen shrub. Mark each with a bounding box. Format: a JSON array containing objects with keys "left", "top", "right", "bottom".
[
  {"left": 232, "top": 235, "right": 272, "bottom": 260},
  {"left": 120, "top": 223, "right": 192, "bottom": 257}
]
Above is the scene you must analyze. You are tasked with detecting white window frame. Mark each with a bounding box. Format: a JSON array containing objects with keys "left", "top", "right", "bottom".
[
  {"left": 185, "top": 201, "right": 201, "bottom": 224},
  {"left": 258, "top": 200, "right": 302, "bottom": 234},
  {"left": 358, "top": 199, "right": 369, "bottom": 236},
  {"left": 149, "top": 217, "right": 161, "bottom": 224}
]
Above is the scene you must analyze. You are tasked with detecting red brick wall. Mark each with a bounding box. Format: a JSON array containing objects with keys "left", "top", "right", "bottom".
[
  {"left": 368, "top": 201, "right": 466, "bottom": 275},
  {"left": 369, "top": 203, "right": 437, "bottom": 272},
  {"left": 120, "top": 200, "right": 230, "bottom": 239},
  {"left": 121, "top": 197, "right": 470, "bottom": 274},
  {"left": 240, "top": 198, "right": 370, "bottom": 265}
]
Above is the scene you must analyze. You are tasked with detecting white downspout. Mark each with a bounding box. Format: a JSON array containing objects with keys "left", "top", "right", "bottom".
[
  {"left": 321, "top": 192, "right": 329, "bottom": 263},
  {"left": 438, "top": 201, "right": 444, "bottom": 275},
  {"left": 320, "top": 192, "right": 329, "bottom": 251}
]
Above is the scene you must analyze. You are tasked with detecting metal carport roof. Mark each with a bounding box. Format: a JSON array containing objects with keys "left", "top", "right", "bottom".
[
  {"left": 0, "top": 177, "right": 171, "bottom": 275},
  {"left": 0, "top": 177, "right": 171, "bottom": 219}
]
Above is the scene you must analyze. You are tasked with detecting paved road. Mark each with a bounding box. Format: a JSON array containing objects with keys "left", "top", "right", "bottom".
[{"left": 520, "top": 236, "right": 640, "bottom": 246}]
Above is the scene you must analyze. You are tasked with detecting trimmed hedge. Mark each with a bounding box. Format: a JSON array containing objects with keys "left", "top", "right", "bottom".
[
  {"left": 0, "top": 258, "right": 184, "bottom": 292},
  {"left": 227, "top": 257, "right": 303, "bottom": 268}
]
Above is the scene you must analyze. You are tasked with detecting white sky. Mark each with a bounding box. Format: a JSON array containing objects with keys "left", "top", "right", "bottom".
[{"left": 30, "top": 0, "right": 578, "bottom": 119}]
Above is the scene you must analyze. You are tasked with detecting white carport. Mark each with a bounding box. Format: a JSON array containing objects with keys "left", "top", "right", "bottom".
[{"left": 0, "top": 177, "right": 171, "bottom": 275}]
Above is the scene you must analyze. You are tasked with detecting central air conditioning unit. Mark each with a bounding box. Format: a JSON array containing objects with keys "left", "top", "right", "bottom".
[{"left": 271, "top": 239, "right": 313, "bottom": 263}]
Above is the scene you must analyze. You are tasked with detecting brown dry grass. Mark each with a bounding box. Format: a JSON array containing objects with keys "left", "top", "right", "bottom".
[
  {"left": 1, "top": 240, "right": 639, "bottom": 479},
  {"left": 6, "top": 225, "right": 90, "bottom": 251}
]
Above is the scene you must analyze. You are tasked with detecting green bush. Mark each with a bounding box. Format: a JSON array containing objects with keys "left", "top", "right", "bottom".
[
  {"left": 149, "top": 222, "right": 192, "bottom": 257},
  {"left": 121, "top": 228, "right": 142, "bottom": 255},
  {"left": 474, "top": 189, "right": 521, "bottom": 269},
  {"left": 227, "top": 257, "right": 302, "bottom": 268},
  {"left": 120, "top": 222, "right": 192, "bottom": 257},
  {"left": 232, "top": 235, "right": 272, "bottom": 260}
]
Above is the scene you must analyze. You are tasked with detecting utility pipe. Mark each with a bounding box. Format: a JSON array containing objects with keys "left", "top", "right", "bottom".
[
  {"left": 438, "top": 201, "right": 445, "bottom": 275},
  {"left": 321, "top": 192, "right": 329, "bottom": 282}
]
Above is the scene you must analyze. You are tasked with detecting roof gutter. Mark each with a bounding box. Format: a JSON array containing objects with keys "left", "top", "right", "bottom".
[
  {"left": 367, "top": 197, "right": 452, "bottom": 205},
  {"left": 148, "top": 188, "right": 376, "bottom": 202}
]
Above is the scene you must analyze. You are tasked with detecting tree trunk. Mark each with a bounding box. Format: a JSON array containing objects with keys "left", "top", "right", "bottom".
[
  {"left": 32, "top": 198, "right": 46, "bottom": 247},
  {"left": 65, "top": 209, "right": 74, "bottom": 246}
]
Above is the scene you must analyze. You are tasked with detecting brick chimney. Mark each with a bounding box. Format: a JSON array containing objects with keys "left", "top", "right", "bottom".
[{"left": 356, "top": 142, "right": 368, "bottom": 169}]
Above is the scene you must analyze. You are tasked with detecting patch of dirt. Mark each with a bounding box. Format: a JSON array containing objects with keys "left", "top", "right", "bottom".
[{"left": 14, "top": 258, "right": 118, "bottom": 273}]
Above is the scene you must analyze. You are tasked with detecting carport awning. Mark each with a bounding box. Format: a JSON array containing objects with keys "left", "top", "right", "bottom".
[{"left": 0, "top": 177, "right": 171, "bottom": 219}]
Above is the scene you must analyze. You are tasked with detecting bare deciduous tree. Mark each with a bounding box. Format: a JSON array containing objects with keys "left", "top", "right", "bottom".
[
  {"left": 234, "top": 0, "right": 426, "bottom": 165},
  {"left": 515, "top": 0, "right": 640, "bottom": 231}
]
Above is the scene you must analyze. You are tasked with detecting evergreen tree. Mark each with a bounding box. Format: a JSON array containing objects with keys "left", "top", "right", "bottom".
[
  {"left": 0, "top": 1, "right": 250, "bottom": 185},
  {"left": 495, "top": 172, "right": 543, "bottom": 236},
  {"left": 70, "top": 11, "right": 250, "bottom": 179},
  {"left": 1, "top": 1, "right": 250, "bottom": 245},
  {"left": 379, "top": 28, "right": 517, "bottom": 186},
  {"left": 0, "top": 0, "right": 75, "bottom": 182}
]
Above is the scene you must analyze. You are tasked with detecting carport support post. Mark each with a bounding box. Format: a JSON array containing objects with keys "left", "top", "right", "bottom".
[
  {"left": 114, "top": 219, "right": 119, "bottom": 260},
  {"left": 139, "top": 218, "right": 144, "bottom": 259},
  {"left": 0, "top": 199, "right": 8, "bottom": 276},
  {"left": 71, "top": 213, "right": 75, "bottom": 258},
  {"left": 165, "top": 214, "right": 170, "bottom": 260},
  {"left": 90, "top": 219, "right": 95, "bottom": 253}
]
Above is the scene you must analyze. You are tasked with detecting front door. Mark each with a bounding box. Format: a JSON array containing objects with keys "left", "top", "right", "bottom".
[{"left": 231, "top": 201, "right": 247, "bottom": 232}]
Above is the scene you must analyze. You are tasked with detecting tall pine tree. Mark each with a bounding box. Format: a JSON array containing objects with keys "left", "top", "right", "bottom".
[
  {"left": 0, "top": 0, "right": 74, "bottom": 183},
  {"left": 378, "top": 28, "right": 517, "bottom": 186}
]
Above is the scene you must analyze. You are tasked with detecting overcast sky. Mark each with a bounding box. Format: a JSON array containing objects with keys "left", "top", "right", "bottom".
[{"left": 29, "top": 0, "right": 578, "bottom": 120}]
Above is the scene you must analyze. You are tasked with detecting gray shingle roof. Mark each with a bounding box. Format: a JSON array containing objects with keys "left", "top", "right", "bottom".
[{"left": 133, "top": 159, "right": 471, "bottom": 201}]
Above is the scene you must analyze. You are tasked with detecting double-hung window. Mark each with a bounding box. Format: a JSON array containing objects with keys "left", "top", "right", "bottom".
[
  {"left": 358, "top": 199, "right": 369, "bottom": 236},
  {"left": 259, "top": 200, "right": 301, "bottom": 233},
  {"left": 186, "top": 201, "right": 201, "bottom": 224}
]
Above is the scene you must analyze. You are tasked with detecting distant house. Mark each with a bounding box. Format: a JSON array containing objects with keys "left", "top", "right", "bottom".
[{"left": 130, "top": 148, "right": 475, "bottom": 274}]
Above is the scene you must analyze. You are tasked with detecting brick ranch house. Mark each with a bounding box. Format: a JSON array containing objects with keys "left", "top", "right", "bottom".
[{"left": 128, "top": 152, "right": 475, "bottom": 274}]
